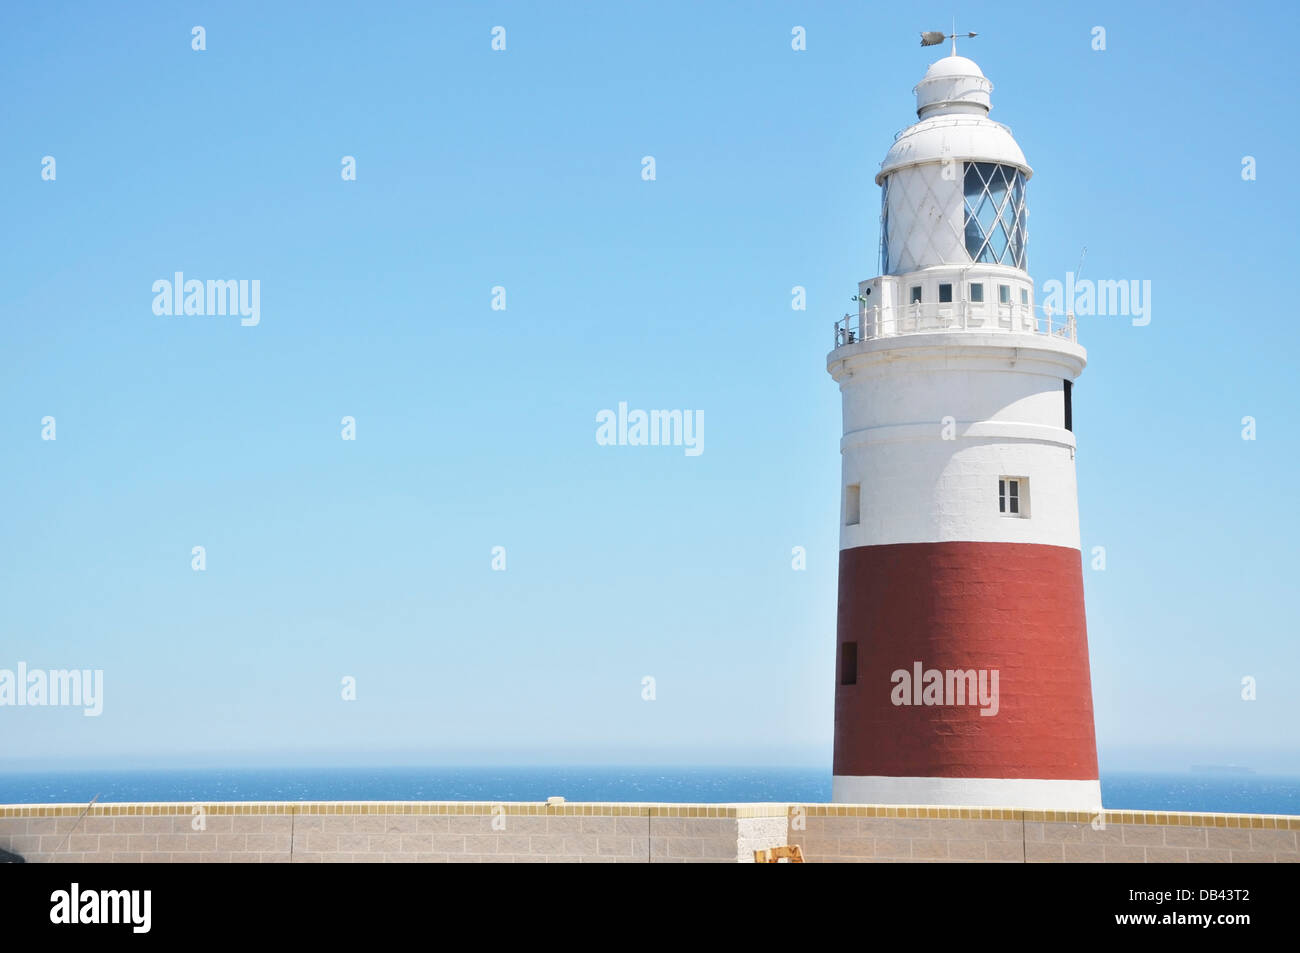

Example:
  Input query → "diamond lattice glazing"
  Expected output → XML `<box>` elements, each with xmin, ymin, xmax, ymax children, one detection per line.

<box><xmin>962</xmin><ymin>162</ymin><xmax>1027</xmax><ymax>268</ymax></box>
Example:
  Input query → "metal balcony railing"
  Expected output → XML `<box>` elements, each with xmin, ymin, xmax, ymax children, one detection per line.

<box><xmin>833</xmin><ymin>302</ymin><xmax>1077</xmax><ymax>348</ymax></box>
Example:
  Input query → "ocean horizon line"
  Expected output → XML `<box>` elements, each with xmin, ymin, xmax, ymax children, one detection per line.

<box><xmin>3</xmin><ymin>766</ymin><xmax>1298</xmax><ymax>815</ymax></box>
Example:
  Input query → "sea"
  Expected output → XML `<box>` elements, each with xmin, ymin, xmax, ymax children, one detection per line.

<box><xmin>1</xmin><ymin>768</ymin><xmax>1298</xmax><ymax>814</ymax></box>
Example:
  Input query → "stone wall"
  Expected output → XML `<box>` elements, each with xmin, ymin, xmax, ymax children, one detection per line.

<box><xmin>0</xmin><ymin>802</ymin><xmax>788</xmax><ymax>864</ymax></box>
<box><xmin>789</xmin><ymin>806</ymin><xmax>1300</xmax><ymax>863</ymax></box>
<box><xmin>2</xmin><ymin>801</ymin><xmax>1295</xmax><ymax>863</ymax></box>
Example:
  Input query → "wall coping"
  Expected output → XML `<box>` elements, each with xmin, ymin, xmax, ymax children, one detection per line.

<box><xmin>800</xmin><ymin>805</ymin><xmax>1300</xmax><ymax>828</ymax></box>
<box><xmin>1</xmin><ymin>801</ymin><xmax>1297</xmax><ymax>829</ymax></box>
<box><xmin>0</xmin><ymin>801</ymin><xmax>790</xmax><ymax>820</ymax></box>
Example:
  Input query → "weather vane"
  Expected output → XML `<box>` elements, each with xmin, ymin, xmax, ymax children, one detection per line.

<box><xmin>920</xmin><ymin>22</ymin><xmax>978</xmax><ymax>56</ymax></box>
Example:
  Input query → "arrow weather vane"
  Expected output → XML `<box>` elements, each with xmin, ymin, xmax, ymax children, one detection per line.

<box><xmin>921</xmin><ymin>23</ymin><xmax>978</xmax><ymax>56</ymax></box>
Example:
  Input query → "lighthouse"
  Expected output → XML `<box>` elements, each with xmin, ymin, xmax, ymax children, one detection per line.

<box><xmin>828</xmin><ymin>51</ymin><xmax>1101</xmax><ymax>810</ymax></box>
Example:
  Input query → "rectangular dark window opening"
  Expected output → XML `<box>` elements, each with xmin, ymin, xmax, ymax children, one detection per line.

<box><xmin>999</xmin><ymin>284</ymin><xmax>1011</xmax><ymax>305</ymax></box>
<box><xmin>840</xmin><ymin>642</ymin><xmax>858</xmax><ymax>686</ymax></box>
<box><xmin>1064</xmin><ymin>380</ymin><xmax>1073</xmax><ymax>432</ymax></box>
<box><xmin>938</xmin><ymin>283</ymin><xmax>953</xmax><ymax>303</ymax></box>
<box><xmin>909</xmin><ymin>286</ymin><xmax>922</xmax><ymax>304</ymax></box>
<box><xmin>969</xmin><ymin>282</ymin><xmax>984</xmax><ymax>303</ymax></box>
<box><xmin>845</xmin><ymin>484</ymin><xmax>860</xmax><ymax>526</ymax></box>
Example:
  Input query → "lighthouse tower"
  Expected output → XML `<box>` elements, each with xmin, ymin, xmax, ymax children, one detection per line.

<box><xmin>828</xmin><ymin>53</ymin><xmax>1101</xmax><ymax>810</ymax></box>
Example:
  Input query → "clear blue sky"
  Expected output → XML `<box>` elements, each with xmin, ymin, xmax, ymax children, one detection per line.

<box><xmin>2</xmin><ymin>1</ymin><xmax>1297</xmax><ymax>774</ymax></box>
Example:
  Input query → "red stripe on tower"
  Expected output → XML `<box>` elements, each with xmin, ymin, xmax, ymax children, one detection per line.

<box><xmin>834</xmin><ymin>542</ymin><xmax>1098</xmax><ymax>780</ymax></box>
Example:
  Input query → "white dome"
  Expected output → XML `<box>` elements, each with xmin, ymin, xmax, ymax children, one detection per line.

<box><xmin>913</xmin><ymin>55</ymin><xmax>993</xmax><ymax>120</ymax></box>
<box><xmin>921</xmin><ymin>55</ymin><xmax>985</xmax><ymax>79</ymax></box>
<box><xmin>877</xmin><ymin>114</ymin><xmax>1031</xmax><ymax>184</ymax></box>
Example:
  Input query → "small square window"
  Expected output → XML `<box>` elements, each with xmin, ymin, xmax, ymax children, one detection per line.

<box><xmin>999</xmin><ymin>284</ymin><xmax>1011</xmax><ymax>305</ymax></box>
<box><xmin>969</xmin><ymin>282</ymin><xmax>984</xmax><ymax>303</ymax></box>
<box><xmin>1020</xmin><ymin>288</ymin><xmax>1029</xmax><ymax>306</ymax></box>
<box><xmin>909</xmin><ymin>286</ymin><xmax>922</xmax><ymax>304</ymax></box>
<box><xmin>845</xmin><ymin>484</ymin><xmax>860</xmax><ymax>526</ymax></box>
<box><xmin>999</xmin><ymin>477</ymin><xmax>1028</xmax><ymax>518</ymax></box>
<box><xmin>840</xmin><ymin>642</ymin><xmax>858</xmax><ymax>686</ymax></box>
<box><xmin>938</xmin><ymin>283</ymin><xmax>953</xmax><ymax>303</ymax></box>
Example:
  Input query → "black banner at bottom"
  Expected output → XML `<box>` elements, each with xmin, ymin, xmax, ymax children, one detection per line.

<box><xmin>0</xmin><ymin>860</ymin><xmax>1284</xmax><ymax>940</ymax></box>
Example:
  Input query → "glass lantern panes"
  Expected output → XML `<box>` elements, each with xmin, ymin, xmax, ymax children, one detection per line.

<box><xmin>963</xmin><ymin>162</ymin><xmax>1027</xmax><ymax>268</ymax></box>
<box><xmin>879</xmin><ymin>178</ymin><xmax>890</xmax><ymax>275</ymax></box>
